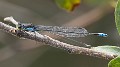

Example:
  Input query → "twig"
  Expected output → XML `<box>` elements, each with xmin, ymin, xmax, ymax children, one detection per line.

<box><xmin>0</xmin><ymin>17</ymin><xmax>117</xmax><ymax>60</ymax></box>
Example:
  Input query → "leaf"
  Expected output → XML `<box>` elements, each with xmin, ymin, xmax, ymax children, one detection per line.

<box><xmin>92</xmin><ymin>46</ymin><xmax>120</xmax><ymax>67</ymax></box>
<box><xmin>55</xmin><ymin>0</ymin><xmax>80</xmax><ymax>12</ymax></box>
<box><xmin>92</xmin><ymin>46</ymin><xmax>120</xmax><ymax>56</ymax></box>
<box><xmin>115</xmin><ymin>0</ymin><xmax>120</xmax><ymax>35</ymax></box>
<box><xmin>108</xmin><ymin>56</ymin><xmax>120</xmax><ymax>67</ymax></box>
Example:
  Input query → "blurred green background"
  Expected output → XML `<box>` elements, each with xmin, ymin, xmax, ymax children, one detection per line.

<box><xmin>0</xmin><ymin>0</ymin><xmax>118</xmax><ymax>67</ymax></box>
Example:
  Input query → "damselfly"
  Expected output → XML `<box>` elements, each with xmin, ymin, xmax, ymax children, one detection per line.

<box><xmin>15</xmin><ymin>23</ymin><xmax>108</xmax><ymax>47</ymax></box>
<box><xmin>4</xmin><ymin>16</ymin><xmax>108</xmax><ymax>47</ymax></box>
<box><xmin>17</xmin><ymin>23</ymin><xmax>108</xmax><ymax>37</ymax></box>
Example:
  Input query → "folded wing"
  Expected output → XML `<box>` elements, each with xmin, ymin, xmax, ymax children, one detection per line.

<box><xmin>35</xmin><ymin>25</ymin><xmax>88</xmax><ymax>37</ymax></box>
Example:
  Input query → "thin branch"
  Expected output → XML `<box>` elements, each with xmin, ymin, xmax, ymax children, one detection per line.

<box><xmin>0</xmin><ymin>17</ymin><xmax>117</xmax><ymax>60</ymax></box>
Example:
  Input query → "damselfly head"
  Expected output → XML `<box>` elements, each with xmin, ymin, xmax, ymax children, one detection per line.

<box><xmin>17</xmin><ymin>23</ymin><xmax>32</xmax><ymax>29</ymax></box>
<box><xmin>17</xmin><ymin>23</ymin><xmax>38</xmax><ymax>32</ymax></box>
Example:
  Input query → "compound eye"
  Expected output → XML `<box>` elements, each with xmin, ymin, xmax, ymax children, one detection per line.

<box><xmin>22</xmin><ymin>24</ymin><xmax>24</xmax><ymax>27</ymax></box>
<box><xmin>18</xmin><ymin>23</ymin><xmax>22</xmax><ymax>26</ymax></box>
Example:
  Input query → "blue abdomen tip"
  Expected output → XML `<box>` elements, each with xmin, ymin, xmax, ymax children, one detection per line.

<box><xmin>98</xmin><ymin>33</ymin><xmax>108</xmax><ymax>37</ymax></box>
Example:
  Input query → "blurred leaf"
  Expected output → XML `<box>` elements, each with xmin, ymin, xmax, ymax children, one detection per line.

<box><xmin>115</xmin><ymin>0</ymin><xmax>120</xmax><ymax>34</ymax></box>
<box><xmin>92</xmin><ymin>46</ymin><xmax>120</xmax><ymax>55</ymax></box>
<box><xmin>108</xmin><ymin>56</ymin><xmax>120</xmax><ymax>67</ymax></box>
<box><xmin>55</xmin><ymin>0</ymin><xmax>80</xmax><ymax>12</ymax></box>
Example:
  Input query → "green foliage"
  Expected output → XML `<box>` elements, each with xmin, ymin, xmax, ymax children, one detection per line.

<box><xmin>115</xmin><ymin>0</ymin><xmax>120</xmax><ymax>34</ymax></box>
<box><xmin>107</xmin><ymin>0</ymin><xmax>120</xmax><ymax>67</ymax></box>
<box><xmin>108</xmin><ymin>56</ymin><xmax>120</xmax><ymax>67</ymax></box>
<box><xmin>55</xmin><ymin>0</ymin><xmax>80</xmax><ymax>12</ymax></box>
<box><xmin>92</xmin><ymin>46</ymin><xmax>120</xmax><ymax>56</ymax></box>
<box><xmin>92</xmin><ymin>46</ymin><xmax>120</xmax><ymax>67</ymax></box>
